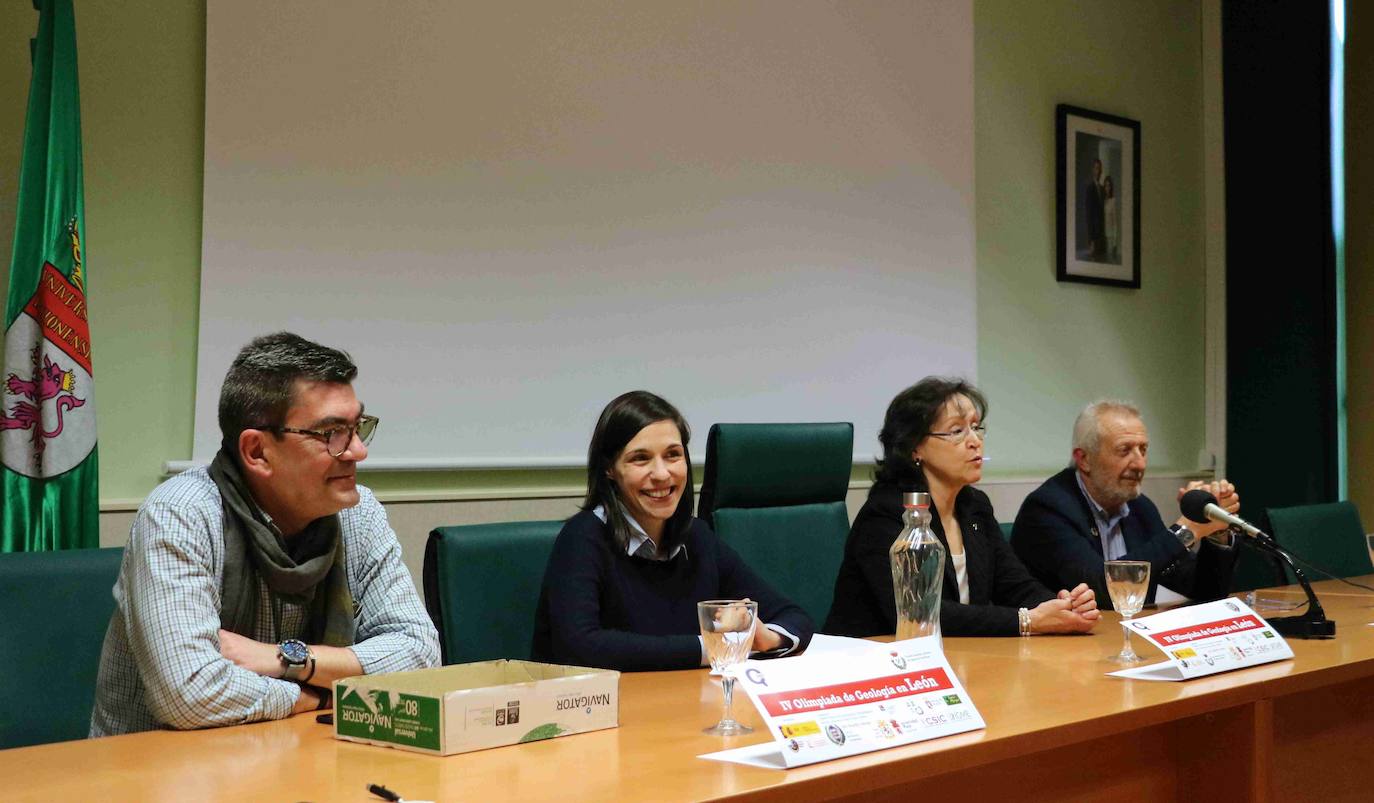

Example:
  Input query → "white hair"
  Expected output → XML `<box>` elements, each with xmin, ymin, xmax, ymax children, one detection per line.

<box><xmin>1071</xmin><ymin>399</ymin><xmax>1142</xmax><ymax>456</ymax></box>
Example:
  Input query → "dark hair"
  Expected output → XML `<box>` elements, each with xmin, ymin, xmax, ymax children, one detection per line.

<box><xmin>874</xmin><ymin>376</ymin><xmax>987</xmax><ymax>488</ymax></box>
<box><xmin>582</xmin><ymin>390</ymin><xmax>694</xmax><ymax>552</ymax></box>
<box><xmin>217</xmin><ymin>332</ymin><xmax>358</xmax><ymax>453</ymax></box>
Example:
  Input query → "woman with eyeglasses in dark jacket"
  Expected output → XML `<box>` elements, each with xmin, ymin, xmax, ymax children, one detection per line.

<box><xmin>824</xmin><ymin>377</ymin><xmax>1099</xmax><ymax>638</ymax></box>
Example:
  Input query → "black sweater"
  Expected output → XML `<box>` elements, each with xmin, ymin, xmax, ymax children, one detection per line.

<box><xmin>823</xmin><ymin>483</ymin><xmax>1055</xmax><ymax>637</ymax></box>
<box><xmin>531</xmin><ymin>510</ymin><xmax>814</xmax><ymax>671</ymax></box>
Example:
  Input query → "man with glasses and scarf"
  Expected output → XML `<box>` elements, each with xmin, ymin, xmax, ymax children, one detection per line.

<box><xmin>91</xmin><ymin>332</ymin><xmax>438</xmax><ymax>736</ymax></box>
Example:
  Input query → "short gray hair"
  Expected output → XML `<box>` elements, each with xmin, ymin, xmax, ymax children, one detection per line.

<box><xmin>1071</xmin><ymin>399</ymin><xmax>1141</xmax><ymax>455</ymax></box>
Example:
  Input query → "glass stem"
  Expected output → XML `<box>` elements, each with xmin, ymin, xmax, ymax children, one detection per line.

<box><xmin>1121</xmin><ymin>616</ymin><xmax>1133</xmax><ymax>655</ymax></box>
<box><xmin>721</xmin><ymin>676</ymin><xmax>736</xmax><ymax>724</ymax></box>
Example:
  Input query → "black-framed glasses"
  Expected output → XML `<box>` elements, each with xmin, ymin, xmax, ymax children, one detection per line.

<box><xmin>928</xmin><ymin>423</ymin><xmax>987</xmax><ymax>445</ymax></box>
<box><xmin>264</xmin><ymin>414</ymin><xmax>379</xmax><ymax>457</ymax></box>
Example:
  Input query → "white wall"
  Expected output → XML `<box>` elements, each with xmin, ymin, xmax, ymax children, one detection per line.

<box><xmin>194</xmin><ymin>0</ymin><xmax>977</xmax><ymax>467</ymax></box>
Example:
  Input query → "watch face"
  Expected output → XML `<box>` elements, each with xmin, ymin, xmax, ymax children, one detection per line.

<box><xmin>280</xmin><ymin>640</ymin><xmax>309</xmax><ymax>664</ymax></box>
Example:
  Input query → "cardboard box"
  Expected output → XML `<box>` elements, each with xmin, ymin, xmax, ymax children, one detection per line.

<box><xmin>333</xmin><ymin>659</ymin><xmax>619</xmax><ymax>756</ymax></box>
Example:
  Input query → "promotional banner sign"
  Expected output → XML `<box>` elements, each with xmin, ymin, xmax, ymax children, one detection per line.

<box><xmin>1108</xmin><ymin>598</ymin><xmax>1294</xmax><ymax>682</ymax></box>
<box><xmin>701</xmin><ymin>636</ymin><xmax>983</xmax><ymax>769</ymax></box>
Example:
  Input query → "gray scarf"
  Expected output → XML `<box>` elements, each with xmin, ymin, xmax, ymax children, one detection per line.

<box><xmin>208</xmin><ymin>449</ymin><xmax>356</xmax><ymax>647</ymax></box>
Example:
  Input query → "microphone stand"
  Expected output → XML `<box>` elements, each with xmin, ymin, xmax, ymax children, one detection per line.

<box><xmin>1242</xmin><ymin>531</ymin><xmax>1336</xmax><ymax>639</ymax></box>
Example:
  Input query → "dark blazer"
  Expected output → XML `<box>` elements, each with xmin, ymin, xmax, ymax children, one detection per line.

<box><xmin>823</xmin><ymin>483</ymin><xmax>1055</xmax><ymax>637</ymax></box>
<box><xmin>531</xmin><ymin>510</ymin><xmax>814</xmax><ymax>671</ymax></box>
<box><xmin>1084</xmin><ymin>178</ymin><xmax>1105</xmax><ymax>246</ymax></box>
<box><xmin>1010</xmin><ymin>467</ymin><xmax>1237</xmax><ymax>608</ymax></box>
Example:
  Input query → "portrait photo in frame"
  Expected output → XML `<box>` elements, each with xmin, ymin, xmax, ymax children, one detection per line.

<box><xmin>1056</xmin><ymin>104</ymin><xmax>1140</xmax><ymax>288</ymax></box>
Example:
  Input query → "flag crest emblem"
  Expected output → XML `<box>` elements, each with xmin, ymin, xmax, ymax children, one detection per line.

<box><xmin>2</xmin><ymin>258</ymin><xmax>95</xmax><ymax>478</ymax></box>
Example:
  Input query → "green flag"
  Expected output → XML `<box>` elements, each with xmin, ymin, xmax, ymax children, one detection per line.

<box><xmin>1</xmin><ymin>0</ymin><xmax>98</xmax><ymax>552</ymax></box>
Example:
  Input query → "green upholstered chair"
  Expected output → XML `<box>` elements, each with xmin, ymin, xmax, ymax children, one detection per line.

<box><xmin>423</xmin><ymin>520</ymin><xmax>563</xmax><ymax>665</ymax></box>
<box><xmin>697</xmin><ymin>422</ymin><xmax>853</xmax><ymax>626</ymax></box>
<box><xmin>999</xmin><ymin>522</ymin><xmax>1014</xmax><ymax>542</ymax></box>
<box><xmin>0</xmin><ymin>546</ymin><xmax>123</xmax><ymax>748</ymax></box>
<box><xmin>1265</xmin><ymin>501</ymin><xmax>1373</xmax><ymax>583</ymax></box>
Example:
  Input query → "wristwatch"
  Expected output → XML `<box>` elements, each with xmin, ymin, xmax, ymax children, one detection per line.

<box><xmin>277</xmin><ymin>639</ymin><xmax>316</xmax><ymax>683</ymax></box>
<box><xmin>1168</xmin><ymin>523</ymin><xmax>1197</xmax><ymax>549</ymax></box>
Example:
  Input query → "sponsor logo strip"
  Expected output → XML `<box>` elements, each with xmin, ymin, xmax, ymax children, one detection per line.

<box><xmin>757</xmin><ymin>669</ymin><xmax>953</xmax><ymax>717</ymax></box>
<box><xmin>1149</xmin><ymin>615</ymin><xmax>1265</xmax><ymax>647</ymax></box>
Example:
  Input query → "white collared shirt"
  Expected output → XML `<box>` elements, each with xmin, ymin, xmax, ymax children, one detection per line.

<box><xmin>591</xmin><ymin>504</ymin><xmax>687</xmax><ymax>562</ymax></box>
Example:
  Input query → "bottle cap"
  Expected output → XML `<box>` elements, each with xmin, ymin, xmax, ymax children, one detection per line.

<box><xmin>902</xmin><ymin>491</ymin><xmax>930</xmax><ymax>509</ymax></box>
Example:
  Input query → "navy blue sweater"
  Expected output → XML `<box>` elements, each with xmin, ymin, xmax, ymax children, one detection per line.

<box><xmin>531</xmin><ymin>510</ymin><xmax>814</xmax><ymax>671</ymax></box>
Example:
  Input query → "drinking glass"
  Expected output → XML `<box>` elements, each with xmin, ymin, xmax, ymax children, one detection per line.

<box><xmin>1105</xmin><ymin>560</ymin><xmax>1151</xmax><ymax>663</ymax></box>
<box><xmin>697</xmin><ymin>599</ymin><xmax>758</xmax><ymax>735</ymax></box>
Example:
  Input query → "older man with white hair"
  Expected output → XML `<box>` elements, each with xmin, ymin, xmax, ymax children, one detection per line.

<box><xmin>1010</xmin><ymin>400</ymin><xmax>1240</xmax><ymax>609</ymax></box>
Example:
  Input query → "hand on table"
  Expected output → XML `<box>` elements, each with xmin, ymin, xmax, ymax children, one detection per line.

<box><xmin>291</xmin><ymin>684</ymin><xmax>328</xmax><ymax>715</ymax></box>
<box><xmin>712</xmin><ymin>599</ymin><xmax>757</xmax><ymax>632</ymax></box>
<box><xmin>220</xmin><ymin>629</ymin><xmax>337</xmax><ymax>715</ymax></box>
<box><xmin>1030</xmin><ymin>593</ymin><xmax>1099</xmax><ymax>635</ymax></box>
<box><xmin>751</xmin><ymin>624</ymin><xmax>784</xmax><ymax>652</ymax></box>
<box><xmin>711</xmin><ymin>598</ymin><xmax>783</xmax><ymax>652</ymax></box>
<box><xmin>1058</xmin><ymin>583</ymin><xmax>1098</xmax><ymax>615</ymax></box>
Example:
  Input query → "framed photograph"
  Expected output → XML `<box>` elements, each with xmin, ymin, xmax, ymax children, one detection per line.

<box><xmin>1056</xmin><ymin>104</ymin><xmax>1140</xmax><ymax>288</ymax></box>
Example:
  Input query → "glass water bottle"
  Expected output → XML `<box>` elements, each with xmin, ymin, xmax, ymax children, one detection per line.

<box><xmin>890</xmin><ymin>491</ymin><xmax>946</xmax><ymax>641</ymax></box>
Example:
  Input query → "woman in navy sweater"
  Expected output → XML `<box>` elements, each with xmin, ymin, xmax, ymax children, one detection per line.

<box><xmin>532</xmin><ymin>391</ymin><xmax>813</xmax><ymax>671</ymax></box>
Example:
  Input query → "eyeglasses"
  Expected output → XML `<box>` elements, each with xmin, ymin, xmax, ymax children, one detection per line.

<box><xmin>928</xmin><ymin>423</ymin><xmax>987</xmax><ymax>445</ymax></box>
<box><xmin>262</xmin><ymin>414</ymin><xmax>379</xmax><ymax>457</ymax></box>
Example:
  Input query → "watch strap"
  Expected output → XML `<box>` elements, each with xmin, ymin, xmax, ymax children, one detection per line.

<box><xmin>1168</xmin><ymin>523</ymin><xmax>1197</xmax><ymax>549</ymax></box>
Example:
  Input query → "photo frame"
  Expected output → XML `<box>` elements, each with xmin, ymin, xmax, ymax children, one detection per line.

<box><xmin>1056</xmin><ymin>104</ymin><xmax>1140</xmax><ymax>288</ymax></box>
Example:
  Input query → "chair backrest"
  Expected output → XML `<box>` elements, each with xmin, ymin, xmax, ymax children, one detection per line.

<box><xmin>423</xmin><ymin>520</ymin><xmax>563</xmax><ymax>665</ymax></box>
<box><xmin>0</xmin><ymin>547</ymin><xmax>123</xmax><ymax>748</ymax></box>
<box><xmin>1266</xmin><ymin>501</ymin><xmax>1373</xmax><ymax>582</ymax></box>
<box><xmin>998</xmin><ymin>522</ymin><xmax>1014</xmax><ymax>542</ymax></box>
<box><xmin>698</xmin><ymin>422</ymin><xmax>853</xmax><ymax>625</ymax></box>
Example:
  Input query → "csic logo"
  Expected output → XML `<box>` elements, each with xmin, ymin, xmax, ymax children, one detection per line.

<box><xmin>2</xmin><ymin>227</ymin><xmax>96</xmax><ymax>478</ymax></box>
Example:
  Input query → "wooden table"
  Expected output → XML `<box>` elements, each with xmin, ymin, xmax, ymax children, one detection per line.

<box><xmin>5</xmin><ymin>582</ymin><xmax>1374</xmax><ymax>802</ymax></box>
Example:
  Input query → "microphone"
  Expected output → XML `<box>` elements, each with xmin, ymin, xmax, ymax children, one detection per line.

<box><xmin>1178</xmin><ymin>489</ymin><xmax>1334</xmax><ymax>638</ymax></box>
<box><xmin>1179</xmin><ymin>489</ymin><xmax>1262</xmax><ymax>537</ymax></box>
